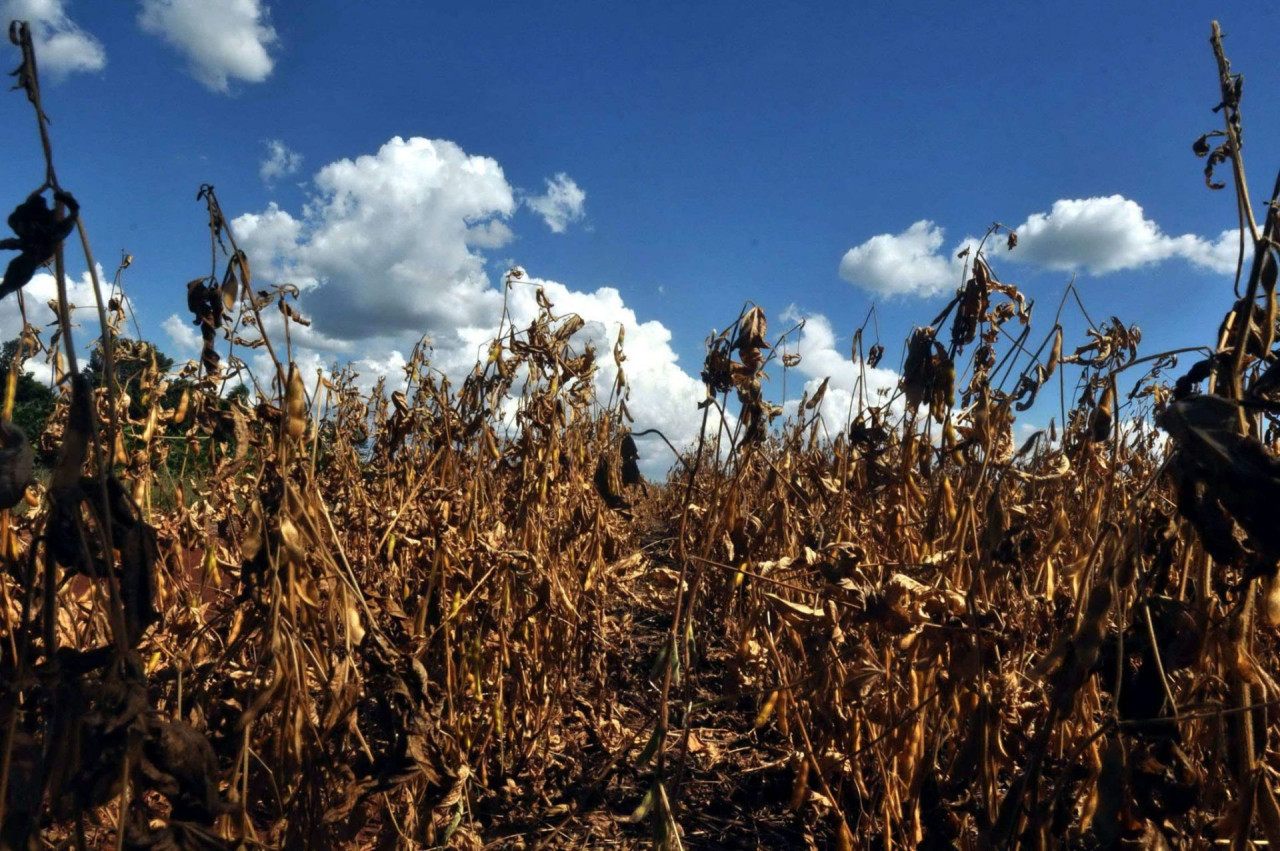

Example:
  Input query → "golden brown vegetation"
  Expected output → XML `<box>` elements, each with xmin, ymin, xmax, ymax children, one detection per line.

<box><xmin>3</xmin><ymin>17</ymin><xmax>1280</xmax><ymax>851</ymax></box>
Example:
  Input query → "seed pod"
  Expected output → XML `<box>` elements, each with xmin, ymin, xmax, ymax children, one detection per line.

<box><xmin>836</xmin><ymin>820</ymin><xmax>854</xmax><ymax>851</ymax></box>
<box><xmin>905</xmin><ymin>473</ymin><xmax>926</xmax><ymax>507</ymax></box>
<box><xmin>1</xmin><ymin>524</ymin><xmax>16</xmax><ymax>562</ymax></box>
<box><xmin>1265</xmin><ymin>575</ymin><xmax>1280</xmax><ymax>627</ymax></box>
<box><xmin>754</xmin><ymin>690</ymin><xmax>778</xmax><ymax>729</ymax></box>
<box><xmin>1090</xmin><ymin>383</ymin><xmax>1114</xmax><ymax>443</ymax></box>
<box><xmin>943</xmin><ymin>419</ymin><xmax>963</xmax><ymax>464</ymax></box>
<box><xmin>173</xmin><ymin>387</ymin><xmax>190</xmax><ymax>425</ymax></box>
<box><xmin>930</xmin><ymin>358</ymin><xmax>955</xmax><ymax>420</ymax></box>
<box><xmin>788</xmin><ymin>755</ymin><xmax>809</xmax><ymax>811</ymax></box>
<box><xmin>483</xmin><ymin>424</ymin><xmax>501</xmax><ymax>461</ymax></box>
<box><xmin>940</xmin><ymin>476</ymin><xmax>957</xmax><ymax>526</ymax></box>
<box><xmin>1045</xmin><ymin>506</ymin><xmax>1070</xmax><ymax>555</ymax></box>
<box><xmin>1085</xmin><ymin>490</ymin><xmax>1103</xmax><ymax>533</ymax></box>
<box><xmin>285</xmin><ymin>363</ymin><xmax>307</xmax><ymax>440</ymax></box>
<box><xmin>972</xmin><ymin>393</ymin><xmax>991</xmax><ymax>446</ymax></box>
<box><xmin>112</xmin><ymin>428</ymin><xmax>128</xmax><ymax>467</ymax></box>
<box><xmin>279</xmin><ymin>516</ymin><xmax>306</xmax><ymax>563</ymax></box>
<box><xmin>1046</xmin><ymin>325</ymin><xmax>1063</xmax><ymax>378</ymax></box>
<box><xmin>344</xmin><ymin>590</ymin><xmax>366</xmax><ymax>645</ymax></box>
<box><xmin>140</xmin><ymin>407</ymin><xmax>159</xmax><ymax>444</ymax></box>
<box><xmin>1048</xmin><ymin>578</ymin><xmax>1115</xmax><ymax>706</ymax></box>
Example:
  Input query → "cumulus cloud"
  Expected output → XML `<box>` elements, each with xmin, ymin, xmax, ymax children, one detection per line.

<box><xmin>259</xmin><ymin>139</ymin><xmax>301</xmax><ymax>185</ymax></box>
<box><xmin>233</xmin><ymin>136</ymin><xmax>516</xmax><ymax>344</ymax></box>
<box><xmin>1</xmin><ymin>0</ymin><xmax>105</xmax><ymax>78</ymax></box>
<box><xmin>525</xmin><ymin>173</ymin><xmax>586</xmax><ymax>234</ymax></box>
<box><xmin>230</xmin><ymin>201</ymin><xmax>300</xmax><ymax>276</ymax></box>
<box><xmin>163</xmin><ymin>137</ymin><xmax>704</xmax><ymax>477</ymax></box>
<box><xmin>839</xmin><ymin>197</ymin><xmax>1244</xmax><ymax>299</ymax></box>
<box><xmin>838</xmin><ymin>220</ymin><xmax>958</xmax><ymax>298</ymax></box>
<box><xmin>138</xmin><ymin>0</ymin><xmax>277</xmax><ymax>92</ymax></box>
<box><xmin>1013</xmin><ymin>196</ymin><xmax>1239</xmax><ymax>275</ymax></box>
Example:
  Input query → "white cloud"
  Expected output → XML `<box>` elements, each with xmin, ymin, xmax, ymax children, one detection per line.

<box><xmin>137</xmin><ymin>0</ymin><xmax>277</xmax><ymax>93</ymax></box>
<box><xmin>1</xmin><ymin>0</ymin><xmax>105</xmax><ymax>78</ymax></box>
<box><xmin>259</xmin><ymin>139</ymin><xmax>301</xmax><ymax>185</ymax></box>
<box><xmin>233</xmin><ymin>135</ymin><xmax>516</xmax><ymax>344</ymax></box>
<box><xmin>161</xmin><ymin>311</ymin><xmax>200</xmax><ymax>354</ymax></box>
<box><xmin>229</xmin><ymin>201</ymin><xmax>300</xmax><ymax>278</ymax></box>
<box><xmin>1014</xmin><ymin>421</ymin><xmax>1045</xmax><ymax>451</ymax></box>
<box><xmin>162</xmin><ymin>136</ymin><xmax>704</xmax><ymax>478</ymax></box>
<box><xmin>465</xmin><ymin>219</ymin><xmax>513</xmax><ymax>249</ymax></box>
<box><xmin>525</xmin><ymin>173</ymin><xmax>586</xmax><ymax>234</ymax></box>
<box><xmin>838</xmin><ymin>220</ymin><xmax>958</xmax><ymax>298</ymax></box>
<box><xmin>1013</xmin><ymin>196</ymin><xmax>1239</xmax><ymax>275</ymax></box>
<box><xmin>839</xmin><ymin>197</ymin><xmax>1244</xmax><ymax>299</ymax></box>
<box><xmin>1182</xmin><ymin>229</ymin><xmax>1244</xmax><ymax>274</ymax></box>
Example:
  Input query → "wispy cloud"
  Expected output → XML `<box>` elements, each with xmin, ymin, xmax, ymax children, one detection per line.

<box><xmin>525</xmin><ymin>173</ymin><xmax>586</xmax><ymax>233</ymax></box>
<box><xmin>259</xmin><ymin>138</ymin><xmax>302</xmax><ymax>186</ymax></box>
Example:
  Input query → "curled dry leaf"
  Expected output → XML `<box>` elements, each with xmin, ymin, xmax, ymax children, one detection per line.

<box><xmin>0</xmin><ymin>419</ymin><xmax>33</xmax><ymax>508</ymax></box>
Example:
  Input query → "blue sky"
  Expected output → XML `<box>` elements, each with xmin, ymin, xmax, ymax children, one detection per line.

<box><xmin>0</xmin><ymin>1</ymin><xmax>1276</xmax><ymax>466</ymax></box>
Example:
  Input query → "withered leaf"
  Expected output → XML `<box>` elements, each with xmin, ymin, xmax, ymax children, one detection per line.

<box><xmin>1161</xmin><ymin>395</ymin><xmax>1280</xmax><ymax>561</ymax></box>
<box><xmin>0</xmin><ymin>189</ymin><xmax>78</xmax><ymax>300</ymax></box>
<box><xmin>0</xmin><ymin>420</ymin><xmax>33</xmax><ymax>508</ymax></box>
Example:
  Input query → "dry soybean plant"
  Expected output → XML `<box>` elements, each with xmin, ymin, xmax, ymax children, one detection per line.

<box><xmin>629</xmin><ymin>21</ymin><xmax>1280</xmax><ymax>851</ymax></box>
<box><xmin>3</xmin><ymin>16</ymin><xmax>1280</xmax><ymax>851</ymax></box>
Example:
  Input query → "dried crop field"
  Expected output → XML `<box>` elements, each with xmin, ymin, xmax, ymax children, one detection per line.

<box><xmin>4</xmin><ymin>19</ymin><xmax>1280</xmax><ymax>851</ymax></box>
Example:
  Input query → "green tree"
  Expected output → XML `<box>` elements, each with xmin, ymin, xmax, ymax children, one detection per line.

<box><xmin>0</xmin><ymin>338</ymin><xmax>56</xmax><ymax>450</ymax></box>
